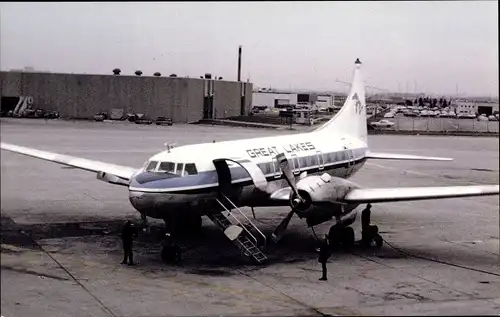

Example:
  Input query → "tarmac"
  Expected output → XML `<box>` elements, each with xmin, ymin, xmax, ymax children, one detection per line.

<box><xmin>1</xmin><ymin>118</ymin><xmax>499</xmax><ymax>316</ymax></box>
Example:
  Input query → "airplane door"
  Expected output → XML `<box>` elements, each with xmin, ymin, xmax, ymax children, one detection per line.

<box><xmin>316</xmin><ymin>151</ymin><xmax>324</xmax><ymax>171</ymax></box>
<box><xmin>213</xmin><ymin>159</ymin><xmax>234</xmax><ymax>196</ymax></box>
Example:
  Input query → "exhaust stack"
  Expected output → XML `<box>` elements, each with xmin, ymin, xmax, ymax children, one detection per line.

<box><xmin>237</xmin><ymin>45</ymin><xmax>242</xmax><ymax>82</ymax></box>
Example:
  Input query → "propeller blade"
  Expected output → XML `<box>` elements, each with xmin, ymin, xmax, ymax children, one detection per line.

<box><xmin>276</xmin><ymin>153</ymin><xmax>301</xmax><ymax>200</ymax></box>
<box><xmin>270</xmin><ymin>208</ymin><xmax>295</xmax><ymax>243</ymax></box>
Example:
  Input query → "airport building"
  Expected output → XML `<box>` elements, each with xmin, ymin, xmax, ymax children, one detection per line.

<box><xmin>252</xmin><ymin>90</ymin><xmax>334</xmax><ymax>109</ymax></box>
<box><xmin>0</xmin><ymin>71</ymin><xmax>253</xmax><ymax>123</ymax></box>
<box><xmin>453</xmin><ymin>100</ymin><xmax>499</xmax><ymax>116</ymax></box>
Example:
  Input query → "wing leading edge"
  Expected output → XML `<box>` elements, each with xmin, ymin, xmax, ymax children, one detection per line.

<box><xmin>365</xmin><ymin>151</ymin><xmax>453</xmax><ymax>161</ymax></box>
<box><xmin>343</xmin><ymin>185</ymin><xmax>499</xmax><ymax>203</ymax></box>
<box><xmin>1</xmin><ymin>142</ymin><xmax>137</xmax><ymax>184</ymax></box>
<box><xmin>269</xmin><ymin>184</ymin><xmax>499</xmax><ymax>204</ymax></box>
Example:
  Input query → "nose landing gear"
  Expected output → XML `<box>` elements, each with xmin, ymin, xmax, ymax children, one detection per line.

<box><xmin>161</xmin><ymin>233</ymin><xmax>182</xmax><ymax>264</ymax></box>
<box><xmin>159</xmin><ymin>215</ymin><xmax>202</xmax><ymax>264</ymax></box>
<box><xmin>160</xmin><ymin>218</ymin><xmax>182</xmax><ymax>264</ymax></box>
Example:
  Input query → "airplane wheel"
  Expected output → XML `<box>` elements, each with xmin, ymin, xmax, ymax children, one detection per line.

<box><xmin>161</xmin><ymin>245</ymin><xmax>182</xmax><ymax>264</ymax></box>
<box><xmin>341</xmin><ymin>227</ymin><xmax>355</xmax><ymax>248</ymax></box>
<box><xmin>328</xmin><ymin>226</ymin><xmax>342</xmax><ymax>248</ymax></box>
<box><xmin>361</xmin><ymin>230</ymin><xmax>371</xmax><ymax>247</ymax></box>
<box><xmin>191</xmin><ymin>215</ymin><xmax>203</xmax><ymax>234</ymax></box>
<box><xmin>179</xmin><ymin>215</ymin><xmax>202</xmax><ymax>235</ymax></box>
<box><xmin>161</xmin><ymin>246</ymin><xmax>170</xmax><ymax>263</ymax></box>
<box><xmin>374</xmin><ymin>234</ymin><xmax>383</xmax><ymax>249</ymax></box>
<box><xmin>173</xmin><ymin>245</ymin><xmax>182</xmax><ymax>263</ymax></box>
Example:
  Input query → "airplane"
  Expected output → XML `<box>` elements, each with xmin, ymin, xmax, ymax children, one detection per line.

<box><xmin>1</xmin><ymin>58</ymin><xmax>498</xmax><ymax>264</ymax></box>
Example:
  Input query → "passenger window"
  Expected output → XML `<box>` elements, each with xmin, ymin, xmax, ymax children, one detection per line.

<box><xmin>176</xmin><ymin>163</ymin><xmax>185</xmax><ymax>176</ymax></box>
<box><xmin>158</xmin><ymin>162</ymin><xmax>176</xmax><ymax>173</ymax></box>
<box><xmin>146</xmin><ymin>161</ymin><xmax>158</xmax><ymax>172</ymax></box>
<box><xmin>299</xmin><ymin>157</ymin><xmax>308</xmax><ymax>167</ymax></box>
<box><xmin>184</xmin><ymin>163</ymin><xmax>198</xmax><ymax>175</ymax></box>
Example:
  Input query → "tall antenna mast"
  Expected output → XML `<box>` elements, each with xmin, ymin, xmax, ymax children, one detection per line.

<box><xmin>237</xmin><ymin>45</ymin><xmax>242</xmax><ymax>82</ymax></box>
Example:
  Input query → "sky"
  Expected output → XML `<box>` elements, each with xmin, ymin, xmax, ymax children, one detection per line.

<box><xmin>0</xmin><ymin>1</ymin><xmax>498</xmax><ymax>97</ymax></box>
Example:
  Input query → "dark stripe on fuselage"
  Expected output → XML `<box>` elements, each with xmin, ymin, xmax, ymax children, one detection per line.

<box><xmin>158</xmin><ymin>157</ymin><xmax>367</xmax><ymax>194</ymax></box>
<box><xmin>129</xmin><ymin>154</ymin><xmax>368</xmax><ymax>195</ymax></box>
<box><xmin>129</xmin><ymin>146</ymin><xmax>368</xmax><ymax>191</ymax></box>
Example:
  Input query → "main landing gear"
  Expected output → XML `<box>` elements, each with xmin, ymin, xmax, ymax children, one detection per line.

<box><xmin>326</xmin><ymin>204</ymin><xmax>383</xmax><ymax>250</ymax></box>
<box><xmin>361</xmin><ymin>224</ymin><xmax>383</xmax><ymax>248</ymax></box>
<box><xmin>328</xmin><ymin>224</ymin><xmax>355</xmax><ymax>249</ymax></box>
<box><xmin>360</xmin><ymin>204</ymin><xmax>383</xmax><ymax>249</ymax></box>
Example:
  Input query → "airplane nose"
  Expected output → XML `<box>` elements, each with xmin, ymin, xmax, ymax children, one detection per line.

<box><xmin>129</xmin><ymin>190</ymin><xmax>150</xmax><ymax>210</ymax></box>
<box><xmin>128</xmin><ymin>190</ymin><xmax>187</xmax><ymax>216</ymax></box>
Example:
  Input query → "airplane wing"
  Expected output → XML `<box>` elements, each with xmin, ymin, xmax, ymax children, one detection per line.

<box><xmin>342</xmin><ymin>185</ymin><xmax>499</xmax><ymax>203</ymax></box>
<box><xmin>269</xmin><ymin>185</ymin><xmax>499</xmax><ymax>204</ymax></box>
<box><xmin>365</xmin><ymin>151</ymin><xmax>453</xmax><ymax>161</ymax></box>
<box><xmin>1</xmin><ymin>142</ymin><xmax>137</xmax><ymax>186</ymax></box>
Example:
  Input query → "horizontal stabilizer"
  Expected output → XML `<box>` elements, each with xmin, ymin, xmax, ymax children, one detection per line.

<box><xmin>366</xmin><ymin>152</ymin><xmax>453</xmax><ymax>161</ymax></box>
<box><xmin>1</xmin><ymin>142</ymin><xmax>137</xmax><ymax>182</ymax></box>
<box><xmin>343</xmin><ymin>185</ymin><xmax>499</xmax><ymax>203</ymax></box>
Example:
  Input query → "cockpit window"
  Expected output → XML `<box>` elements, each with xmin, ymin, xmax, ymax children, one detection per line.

<box><xmin>184</xmin><ymin>163</ymin><xmax>198</xmax><ymax>175</ymax></box>
<box><xmin>158</xmin><ymin>162</ymin><xmax>176</xmax><ymax>173</ymax></box>
<box><xmin>145</xmin><ymin>161</ymin><xmax>158</xmax><ymax>172</ymax></box>
<box><xmin>148</xmin><ymin>161</ymin><xmax>197</xmax><ymax>176</ymax></box>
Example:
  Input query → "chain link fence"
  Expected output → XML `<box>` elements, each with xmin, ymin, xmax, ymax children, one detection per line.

<box><xmin>242</xmin><ymin>111</ymin><xmax>500</xmax><ymax>134</ymax></box>
<box><xmin>378</xmin><ymin>116</ymin><xmax>499</xmax><ymax>133</ymax></box>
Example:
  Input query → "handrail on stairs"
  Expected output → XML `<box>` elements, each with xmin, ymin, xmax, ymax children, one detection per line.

<box><xmin>220</xmin><ymin>193</ymin><xmax>267</xmax><ymax>246</ymax></box>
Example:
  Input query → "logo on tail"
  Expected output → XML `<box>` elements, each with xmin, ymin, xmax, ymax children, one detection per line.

<box><xmin>353</xmin><ymin>93</ymin><xmax>364</xmax><ymax>114</ymax></box>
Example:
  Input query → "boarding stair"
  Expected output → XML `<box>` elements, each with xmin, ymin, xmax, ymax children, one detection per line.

<box><xmin>207</xmin><ymin>193</ymin><xmax>268</xmax><ymax>264</ymax></box>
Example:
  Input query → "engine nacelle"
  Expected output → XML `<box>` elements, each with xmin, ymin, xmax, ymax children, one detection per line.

<box><xmin>290</xmin><ymin>173</ymin><xmax>362</xmax><ymax>226</ymax></box>
<box><xmin>97</xmin><ymin>171</ymin><xmax>129</xmax><ymax>186</ymax></box>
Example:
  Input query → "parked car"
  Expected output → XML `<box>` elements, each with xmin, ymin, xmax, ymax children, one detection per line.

<box><xmin>488</xmin><ymin>115</ymin><xmax>498</xmax><ymax>121</ymax></box>
<box><xmin>135</xmin><ymin>114</ymin><xmax>153</xmax><ymax>125</ymax></box>
<box><xmin>44</xmin><ymin>110</ymin><xmax>60</xmax><ymax>119</ymax></box>
<box><xmin>156</xmin><ymin>117</ymin><xmax>173</xmax><ymax>126</ymax></box>
<box><xmin>370</xmin><ymin>119</ymin><xmax>395</xmax><ymax>128</ymax></box>
<box><xmin>477</xmin><ymin>114</ymin><xmax>488</xmax><ymax>121</ymax></box>
<box><xmin>457</xmin><ymin>113</ymin><xmax>475</xmax><ymax>119</ymax></box>
<box><xmin>404</xmin><ymin>111</ymin><xmax>419</xmax><ymax>117</ymax></box>
<box><xmin>94</xmin><ymin>112</ymin><xmax>108</xmax><ymax>121</ymax></box>
<box><xmin>23</xmin><ymin>108</ymin><xmax>46</xmax><ymax>118</ymax></box>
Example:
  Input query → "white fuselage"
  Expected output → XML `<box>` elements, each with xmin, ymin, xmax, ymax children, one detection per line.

<box><xmin>127</xmin><ymin>130</ymin><xmax>369</xmax><ymax>222</ymax></box>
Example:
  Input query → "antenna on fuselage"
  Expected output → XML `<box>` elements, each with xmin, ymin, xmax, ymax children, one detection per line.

<box><xmin>164</xmin><ymin>142</ymin><xmax>177</xmax><ymax>153</ymax></box>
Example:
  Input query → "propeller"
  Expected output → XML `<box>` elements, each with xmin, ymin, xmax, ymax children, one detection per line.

<box><xmin>276</xmin><ymin>153</ymin><xmax>303</xmax><ymax>206</ymax></box>
<box><xmin>270</xmin><ymin>154</ymin><xmax>305</xmax><ymax>244</ymax></box>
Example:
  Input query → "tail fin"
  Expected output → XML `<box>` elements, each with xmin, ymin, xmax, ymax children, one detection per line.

<box><xmin>314</xmin><ymin>58</ymin><xmax>367</xmax><ymax>144</ymax></box>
